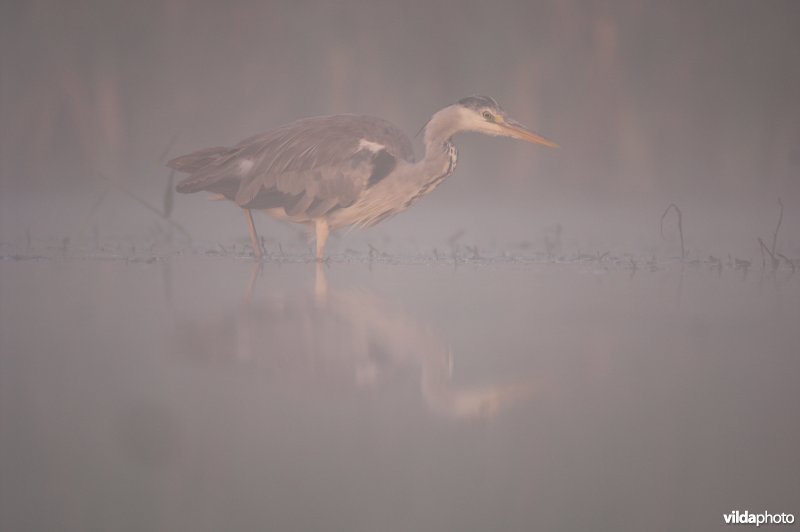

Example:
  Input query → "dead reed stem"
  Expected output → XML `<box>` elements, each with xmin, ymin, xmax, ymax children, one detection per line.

<box><xmin>660</xmin><ymin>203</ymin><xmax>685</xmax><ymax>260</ymax></box>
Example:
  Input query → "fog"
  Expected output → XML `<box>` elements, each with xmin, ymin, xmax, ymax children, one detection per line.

<box><xmin>1</xmin><ymin>1</ymin><xmax>799</xmax><ymax>531</ymax></box>
<box><xmin>2</xmin><ymin>0</ymin><xmax>799</xmax><ymax>254</ymax></box>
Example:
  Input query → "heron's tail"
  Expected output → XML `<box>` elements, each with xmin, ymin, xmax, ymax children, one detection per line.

<box><xmin>167</xmin><ymin>146</ymin><xmax>230</xmax><ymax>173</ymax></box>
<box><xmin>167</xmin><ymin>146</ymin><xmax>239</xmax><ymax>194</ymax></box>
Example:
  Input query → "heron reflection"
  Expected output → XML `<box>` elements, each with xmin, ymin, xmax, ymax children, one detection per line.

<box><xmin>174</xmin><ymin>264</ymin><xmax>533</xmax><ymax>419</ymax></box>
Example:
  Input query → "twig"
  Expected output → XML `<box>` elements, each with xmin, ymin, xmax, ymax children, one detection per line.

<box><xmin>163</xmin><ymin>169</ymin><xmax>175</xmax><ymax>218</ymax></box>
<box><xmin>446</xmin><ymin>229</ymin><xmax>465</xmax><ymax>246</ymax></box>
<box><xmin>757</xmin><ymin>237</ymin><xmax>778</xmax><ymax>271</ymax></box>
<box><xmin>368</xmin><ymin>243</ymin><xmax>379</xmax><ymax>259</ymax></box>
<box><xmin>770</xmin><ymin>198</ymin><xmax>783</xmax><ymax>258</ymax></box>
<box><xmin>466</xmin><ymin>245</ymin><xmax>481</xmax><ymax>259</ymax></box>
<box><xmin>777</xmin><ymin>253</ymin><xmax>796</xmax><ymax>274</ymax></box>
<box><xmin>660</xmin><ymin>203</ymin><xmax>685</xmax><ymax>260</ymax></box>
<box><xmin>158</xmin><ymin>132</ymin><xmax>180</xmax><ymax>163</ymax></box>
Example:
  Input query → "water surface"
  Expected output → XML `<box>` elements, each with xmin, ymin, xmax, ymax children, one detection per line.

<box><xmin>2</xmin><ymin>256</ymin><xmax>798</xmax><ymax>531</ymax></box>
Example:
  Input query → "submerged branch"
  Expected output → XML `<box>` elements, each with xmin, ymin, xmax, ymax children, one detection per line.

<box><xmin>96</xmin><ymin>171</ymin><xmax>192</xmax><ymax>242</ymax></box>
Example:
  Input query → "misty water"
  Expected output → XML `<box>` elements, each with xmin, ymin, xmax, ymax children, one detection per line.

<box><xmin>2</xmin><ymin>250</ymin><xmax>798</xmax><ymax>531</ymax></box>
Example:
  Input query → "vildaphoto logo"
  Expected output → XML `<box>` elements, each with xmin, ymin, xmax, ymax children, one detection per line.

<box><xmin>723</xmin><ymin>510</ymin><xmax>795</xmax><ymax>527</ymax></box>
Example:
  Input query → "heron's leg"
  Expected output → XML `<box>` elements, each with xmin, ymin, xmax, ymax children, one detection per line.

<box><xmin>314</xmin><ymin>262</ymin><xmax>328</xmax><ymax>303</ymax></box>
<box><xmin>244</xmin><ymin>208</ymin><xmax>264</xmax><ymax>258</ymax></box>
<box><xmin>244</xmin><ymin>262</ymin><xmax>263</xmax><ymax>305</ymax></box>
<box><xmin>315</xmin><ymin>219</ymin><xmax>329</xmax><ymax>261</ymax></box>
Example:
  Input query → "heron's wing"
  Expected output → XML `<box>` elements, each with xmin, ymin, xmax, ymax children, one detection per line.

<box><xmin>232</xmin><ymin>115</ymin><xmax>414</xmax><ymax>216</ymax></box>
<box><xmin>169</xmin><ymin>146</ymin><xmax>248</xmax><ymax>199</ymax></box>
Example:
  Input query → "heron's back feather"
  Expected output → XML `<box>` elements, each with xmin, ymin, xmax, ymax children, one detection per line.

<box><xmin>167</xmin><ymin>146</ymin><xmax>230</xmax><ymax>173</ymax></box>
<box><xmin>170</xmin><ymin>114</ymin><xmax>415</xmax><ymax>221</ymax></box>
<box><xmin>169</xmin><ymin>147</ymin><xmax>242</xmax><ymax>197</ymax></box>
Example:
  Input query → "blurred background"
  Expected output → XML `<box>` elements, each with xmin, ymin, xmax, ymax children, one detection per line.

<box><xmin>1</xmin><ymin>0</ymin><xmax>799</xmax><ymax>255</ymax></box>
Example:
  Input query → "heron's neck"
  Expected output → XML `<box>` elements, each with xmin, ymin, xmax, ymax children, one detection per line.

<box><xmin>414</xmin><ymin>106</ymin><xmax>462</xmax><ymax>188</ymax></box>
<box><xmin>422</xmin><ymin>105</ymin><xmax>466</xmax><ymax>152</ymax></box>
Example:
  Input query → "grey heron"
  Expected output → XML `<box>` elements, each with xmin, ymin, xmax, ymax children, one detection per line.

<box><xmin>167</xmin><ymin>96</ymin><xmax>557</xmax><ymax>259</ymax></box>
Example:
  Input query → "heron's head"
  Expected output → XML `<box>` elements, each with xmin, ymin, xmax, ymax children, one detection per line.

<box><xmin>454</xmin><ymin>95</ymin><xmax>558</xmax><ymax>148</ymax></box>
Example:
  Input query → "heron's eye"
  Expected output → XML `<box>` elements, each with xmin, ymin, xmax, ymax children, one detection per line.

<box><xmin>482</xmin><ymin>111</ymin><xmax>494</xmax><ymax>122</ymax></box>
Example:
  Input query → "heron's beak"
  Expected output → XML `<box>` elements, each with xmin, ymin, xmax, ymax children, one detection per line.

<box><xmin>499</xmin><ymin>117</ymin><xmax>559</xmax><ymax>148</ymax></box>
